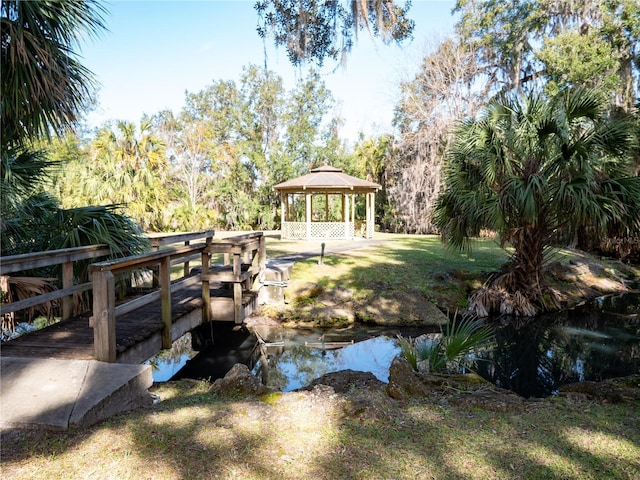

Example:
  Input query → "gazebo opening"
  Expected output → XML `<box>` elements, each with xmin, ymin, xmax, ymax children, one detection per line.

<box><xmin>274</xmin><ymin>165</ymin><xmax>380</xmax><ymax>240</ymax></box>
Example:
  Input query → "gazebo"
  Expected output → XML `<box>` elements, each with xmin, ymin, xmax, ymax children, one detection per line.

<box><xmin>273</xmin><ymin>165</ymin><xmax>381</xmax><ymax>240</ymax></box>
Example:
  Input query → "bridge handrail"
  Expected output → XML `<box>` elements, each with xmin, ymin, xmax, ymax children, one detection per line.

<box><xmin>147</xmin><ymin>230</ymin><xmax>214</xmax><ymax>277</ymax></box>
<box><xmin>90</xmin><ymin>243</ymin><xmax>208</xmax><ymax>274</ymax></box>
<box><xmin>89</xmin><ymin>237</ymin><xmax>216</xmax><ymax>362</ymax></box>
<box><xmin>147</xmin><ymin>230</ymin><xmax>214</xmax><ymax>248</ymax></box>
<box><xmin>0</xmin><ymin>244</ymin><xmax>111</xmax><ymax>275</ymax></box>
<box><xmin>0</xmin><ymin>245</ymin><xmax>112</xmax><ymax>321</ymax></box>
<box><xmin>0</xmin><ymin>281</ymin><xmax>93</xmax><ymax>316</ymax></box>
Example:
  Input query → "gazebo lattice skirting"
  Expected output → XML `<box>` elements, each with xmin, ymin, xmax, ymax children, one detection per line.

<box><xmin>274</xmin><ymin>165</ymin><xmax>380</xmax><ymax>241</ymax></box>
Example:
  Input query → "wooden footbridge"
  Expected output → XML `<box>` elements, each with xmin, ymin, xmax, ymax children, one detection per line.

<box><xmin>0</xmin><ymin>231</ymin><xmax>267</xmax><ymax>364</ymax></box>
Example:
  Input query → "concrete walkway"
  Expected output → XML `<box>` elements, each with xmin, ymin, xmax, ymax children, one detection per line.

<box><xmin>1</xmin><ymin>357</ymin><xmax>153</xmax><ymax>430</ymax></box>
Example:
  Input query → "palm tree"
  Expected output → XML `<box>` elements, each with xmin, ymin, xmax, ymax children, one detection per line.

<box><xmin>433</xmin><ymin>88</ymin><xmax>640</xmax><ymax>317</ymax></box>
<box><xmin>1</xmin><ymin>0</ymin><xmax>149</xmax><ymax>256</ymax></box>
<box><xmin>1</xmin><ymin>0</ymin><xmax>106</xmax><ymax>145</ymax></box>
<box><xmin>81</xmin><ymin>119</ymin><xmax>168</xmax><ymax>231</ymax></box>
<box><xmin>1</xmin><ymin>144</ymin><xmax>149</xmax><ymax>258</ymax></box>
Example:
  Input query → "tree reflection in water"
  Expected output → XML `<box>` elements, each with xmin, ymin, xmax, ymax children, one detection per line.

<box><xmin>146</xmin><ymin>333</ymin><xmax>195</xmax><ymax>382</ymax></box>
<box><xmin>475</xmin><ymin>293</ymin><xmax>640</xmax><ymax>397</ymax></box>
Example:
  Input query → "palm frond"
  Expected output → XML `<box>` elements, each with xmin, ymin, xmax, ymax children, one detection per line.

<box><xmin>398</xmin><ymin>315</ymin><xmax>494</xmax><ymax>374</ymax></box>
<box><xmin>5</xmin><ymin>276</ymin><xmax>59</xmax><ymax>323</ymax></box>
<box><xmin>1</xmin><ymin>0</ymin><xmax>107</xmax><ymax>144</ymax></box>
<box><xmin>442</xmin><ymin>314</ymin><xmax>495</xmax><ymax>362</ymax></box>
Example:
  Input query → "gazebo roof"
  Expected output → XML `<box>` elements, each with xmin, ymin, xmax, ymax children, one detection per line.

<box><xmin>273</xmin><ymin>165</ymin><xmax>380</xmax><ymax>192</ymax></box>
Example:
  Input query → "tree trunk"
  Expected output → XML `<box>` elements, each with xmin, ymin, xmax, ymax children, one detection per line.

<box><xmin>471</xmin><ymin>225</ymin><xmax>548</xmax><ymax>317</ymax></box>
<box><xmin>511</xmin><ymin>224</ymin><xmax>546</xmax><ymax>294</ymax></box>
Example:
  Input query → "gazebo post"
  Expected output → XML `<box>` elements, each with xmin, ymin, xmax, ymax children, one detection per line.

<box><xmin>367</xmin><ymin>192</ymin><xmax>376</xmax><ymax>238</ymax></box>
<box><xmin>305</xmin><ymin>192</ymin><xmax>312</xmax><ymax>240</ymax></box>
<box><xmin>280</xmin><ymin>191</ymin><xmax>286</xmax><ymax>238</ymax></box>
<box><xmin>365</xmin><ymin>192</ymin><xmax>371</xmax><ymax>238</ymax></box>
<box><xmin>343</xmin><ymin>193</ymin><xmax>349</xmax><ymax>239</ymax></box>
<box><xmin>351</xmin><ymin>194</ymin><xmax>356</xmax><ymax>236</ymax></box>
<box><xmin>324</xmin><ymin>192</ymin><xmax>329</xmax><ymax>221</ymax></box>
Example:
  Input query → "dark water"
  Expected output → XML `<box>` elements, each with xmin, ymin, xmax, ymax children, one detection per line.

<box><xmin>475</xmin><ymin>293</ymin><xmax>640</xmax><ymax>397</ymax></box>
<box><xmin>152</xmin><ymin>293</ymin><xmax>639</xmax><ymax>398</ymax></box>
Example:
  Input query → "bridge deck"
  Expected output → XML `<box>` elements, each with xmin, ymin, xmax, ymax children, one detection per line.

<box><xmin>1</xmin><ymin>286</ymin><xmax>258</xmax><ymax>363</ymax></box>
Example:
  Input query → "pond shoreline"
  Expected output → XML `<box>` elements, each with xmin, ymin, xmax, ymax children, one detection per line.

<box><xmin>254</xmin><ymin>251</ymin><xmax>639</xmax><ymax>329</ymax></box>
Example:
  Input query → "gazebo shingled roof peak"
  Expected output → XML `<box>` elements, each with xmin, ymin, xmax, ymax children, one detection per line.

<box><xmin>311</xmin><ymin>165</ymin><xmax>342</xmax><ymax>172</ymax></box>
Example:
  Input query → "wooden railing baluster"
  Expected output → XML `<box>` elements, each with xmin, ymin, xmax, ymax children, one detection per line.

<box><xmin>62</xmin><ymin>260</ymin><xmax>74</xmax><ymax>320</ymax></box>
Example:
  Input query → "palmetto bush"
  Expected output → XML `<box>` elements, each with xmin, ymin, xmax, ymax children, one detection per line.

<box><xmin>398</xmin><ymin>314</ymin><xmax>494</xmax><ymax>373</ymax></box>
<box><xmin>433</xmin><ymin>88</ymin><xmax>640</xmax><ymax>316</ymax></box>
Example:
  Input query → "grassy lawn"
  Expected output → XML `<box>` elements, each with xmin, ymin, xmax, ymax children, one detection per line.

<box><xmin>2</xmin><ymin>379</ymin><xmax>639</xmax><ymax>480</ymax></box>
<box><xmin>262</xmin><ymin>233</ymin><xmax>511</xmax><ymax>320</ymax></box>
<box><xmin>264</xmin><ymin>233</ymin><xmax>638</xmax><ymax>315</ymax></box>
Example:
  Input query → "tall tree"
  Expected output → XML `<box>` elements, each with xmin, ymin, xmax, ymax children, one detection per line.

<box><xmin>281</xmin><ymin>70</ymin><xmax>336</xmax><ymax>173</ymax></box>
<box><xmin>79</xmin><ymin>119</ymin><xmax>168</xmax><ymax>231</ymax></box>
<box><xmin>255</xmin><ymin>0</ymin><xmax>415</xmax><ymax>66</ymax></box>
<box><xmin>433</xmin><ymin>88</ymin><xmax>640</xmax><ymax>317</ymax></box>
<box><xmin>162</xmin><ymin>67</ymin><xmax>342</xmax><ymax>231</ymax></box>
<box><xmin>454</xmin><ymin>0</ymin><xmax>640</xmax><ymax>110</ymax></box>
<box><xmin>390</xmin><ymin>38</ymin><xmax>484</xmax><ymax>233</ymax></box>
<box><xmin>237</xmin><ymin>65</ymin><xmax>286</xmax><ymax>229</ymax></box>
<box><xmin>173</xmin><ymin>71</ymin><xmax>274</xmax><ymax>230</ymax></box>
<box><xmin>152</xmin><ymin>110</ymin><xmax>218</xmax><ymax>231</ymax></box>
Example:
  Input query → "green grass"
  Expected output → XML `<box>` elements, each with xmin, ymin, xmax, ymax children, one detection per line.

<box><xmin>294</xmin><ymin>235</ymin><xmax>507</xmax><ymax>277</ymax></box>
<box><xmin>265</xmin><ymin>233</ymin><xmax>639</xmax><ymax>315</ymax></box>
<box><xmin>273</xmin><ymin>233</ymin><xmax>510</xmax><ymax>309</ymax></box>
<box><xmin>2</xmin><ymin>380</ymin><xmax>638</xmax><ymax>480</ymax></box>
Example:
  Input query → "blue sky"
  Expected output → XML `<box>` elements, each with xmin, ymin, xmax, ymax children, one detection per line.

<box><xmin>79</xmin><ymin>0</ymin><xmax>458</xmax><ymax>142</ymax></box>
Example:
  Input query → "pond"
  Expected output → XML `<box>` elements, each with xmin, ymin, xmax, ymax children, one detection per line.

<box><xmin>150</xmin><ymin>293</ymin><xmax>640</xmax><ymax>398</ymax></box>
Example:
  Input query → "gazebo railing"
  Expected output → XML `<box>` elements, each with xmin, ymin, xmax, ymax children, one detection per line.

<box><xmin>282</xmin><ymin>221</ymin><xmax>307</xmax><ymax>240</ymax></box>
<box><xmin>282</xmin><ymin>221</ymin><xmax>355</xmax><ymax>240</ymax></box>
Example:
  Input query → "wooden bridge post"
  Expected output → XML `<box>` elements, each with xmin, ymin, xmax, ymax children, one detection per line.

<box><xmin>233</xmin><ymin>252</ymin><xmax>243</xmax><ymax>324</ymax></box>
<box><xmin>92</xmin><ymin>269</ymin><xmax>116</xmax><ymax>362</ymax></box>
<box><xmin>258</xmin><ymin>233</ymin><xmax>266</xmax><ymax>271</ymax></box>
<box><xmin>182</xmin><ymin>240</ymin><xmax>191</xmax><ymax>278</ymax></box>
<box><xmin>151</xmin><ymin>241</ymin><xmax>160</xmax><ymax>288</ymax></box>
<box><xmin>201</xmin><ymin>249</ymin><xmax>211</xmax><ymax>323</ymax></box>
<box><xmin>62</xmin><ymin>260</ymin><xmax>74</xmax><ymax>320</ymax></box>
<box><xmin>160</xmin><ymin>257</ymin><xmax>172</xmax><ymax>349</ymax></box>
